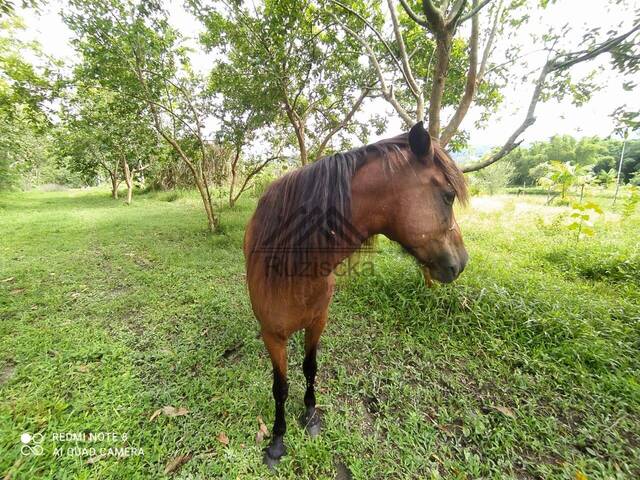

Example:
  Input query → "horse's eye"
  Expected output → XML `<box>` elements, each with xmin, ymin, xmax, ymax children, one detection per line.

<box><xmin>443</xmin><ymin>190</ymin><xmax>455</xmax><ymax>206</ymax></box>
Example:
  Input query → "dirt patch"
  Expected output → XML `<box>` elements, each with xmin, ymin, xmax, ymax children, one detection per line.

<box><xmin>334</xmin><ymin>458</ymin><xmax>353</xmax><ymax>480</ymax></box>
<box><xmin>221</xmin><ymin>341</ymin><xmax>244</xmax><ymax>361</ymax></box>
<box><xmin>1</xmin><ymin>360</ymin><xmax>17</xmax><ymax>385</ymax></box>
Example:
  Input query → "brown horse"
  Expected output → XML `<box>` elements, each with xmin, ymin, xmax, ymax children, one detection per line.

<box><xmin>243</xmin><ymin>121</ymin><xmax>468</xmax><ymax>467</ymax></box>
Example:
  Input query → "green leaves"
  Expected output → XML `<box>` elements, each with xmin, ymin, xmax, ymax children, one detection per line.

<box><xmin>567</xmin><ymin>201</ymin><xmax>603</xmax><ymax>240</ymax></box>
<box><xmin>621</xmin><ymin>185</ymin><xmax>639</xmax><ymax>219</ymax></box>
<box><xmin>196</xmin><ymin>0</ymin><xmax>376</xmax><ymax>163</ymax></box>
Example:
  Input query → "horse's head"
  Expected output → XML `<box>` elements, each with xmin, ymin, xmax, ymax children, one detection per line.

<box><xmin>382</xmin><ymin>121</ymin><xmax>469</xmax><ymax>284</ymax></box>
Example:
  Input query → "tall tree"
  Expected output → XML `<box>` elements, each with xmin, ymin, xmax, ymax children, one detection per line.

<box><xmin>193</xmin><ymin>0</ymin><xmax>378</xmax><ymax>165</ymax></box>
<box><xmin>65</xmin><ymin>0</ymin><xmax>219</xmax><ymax>231</ymax></box>
<box><xmin>332</xmin><ymin>0</ymin><xmax>640</xmax><ymax>172</ymax></box>
<box><xmin>0</xmin><ymin>15</ymin><xmax>58</xmax><ymax>190</ymax></box>
<box><xmin>58</xmin><ymin>87</ymin><xmax>157</xmax><ymax>203</ymax></box>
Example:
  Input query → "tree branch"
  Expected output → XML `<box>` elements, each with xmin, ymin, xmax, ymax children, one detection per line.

<box><xmin>387</xmin><ymin>0</ymin><xmax>423</xmax><ymax>107</ymax></box>
<box><xmin>330</xmin><ymin>0</ymin><xmax>414</xmax><ymax>90</ymax></box>
<box><xmin>446</xmin><ymin>0</ymin><xmax>467</xmax><ymax>26</ymax></box>
<box><xmin>313</xmin><ymin>87</ymin><xmax>371</xmax><ymax>160</ymax></box>
<box><xmin>551</xmin><ymin>23</ymin><xmax>640</xmax><ymax>71</ymax></box>
<box><xmin>332</xmin><ymin>14</ymin><xmax>414</xmax><ymax>126</ymax></box>
<box><xmin>462</xmin><ymin>63</ymin><xmax>547</xmax><ymax>173</ymax></box>
<box><xmin>440</xmin><ymin>0</ymin><xmax>478</xmax><ymax>146</ymax></box>
<box><xmin>421</xmin><ymin>0</ymin><xmax>445</xmax><ymax>31</ymax></box>
<box><xmin>459</xmin><ymin>0</ymin><xmax>492</xmax><ymax>23</ymax></box>
<box><xmin>398</xmin><ymin>0</ymin><xmax>429</xmax><ymax>28</ymax></box>
<box><xmin>462</xmin><ymin>22</ymin><xmax>640</xmax><ymax>173</ymax></box>
<box><xmin>477</xmin><ymin>0</ymin><xmax>502</xmax><ymax>82</ymax></box>
<box><xmin>233</xmin><ymin>153</ymin><xmax>281</xmax><ymax>204</ymax></box>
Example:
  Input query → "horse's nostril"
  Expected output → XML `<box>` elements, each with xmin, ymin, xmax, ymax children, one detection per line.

<box><xmin>449</xmin><ymin>265</ymin><xmax>458</xmax><ymax>279</ymax></box>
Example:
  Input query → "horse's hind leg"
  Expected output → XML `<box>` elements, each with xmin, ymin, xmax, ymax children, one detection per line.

<box><xmin>262</xmin><ymin>331</ymin><xmax>288</xmax><ymax>468</ymax></box>
<box><xmin>300</xmin><ymin>310</ymin><xmax>327</xmax><ymax>437</ymax></box>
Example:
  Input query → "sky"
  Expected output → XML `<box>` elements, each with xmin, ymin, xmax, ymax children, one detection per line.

<box><xmin>15</xmin><ymin>0</ymin><xmax>640</xmax><ymax>151</ymax></box>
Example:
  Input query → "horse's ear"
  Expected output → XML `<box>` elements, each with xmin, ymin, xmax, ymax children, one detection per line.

<box><xmin>408</xmin><ymin>121</ymin><xmax>432</xmax><ymax>158</ymax></box>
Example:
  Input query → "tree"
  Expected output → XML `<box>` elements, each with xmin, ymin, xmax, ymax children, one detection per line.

<box><xmin>596</xmin><ymin>168</ymin><xmax>617</xmax><ymax>188</ymax></box>
<box><xmin>507</xmin><ymin>135</ymin><xmax>640</xmax><ymax>187</ymax></box>
<box><xmin>216</xmin><ymin>112</ymin><xmax>283</xmax><ymax>208</ymax></box>
<box><xmin>0</xmin><ymin>15</ymin><xmax>58</xmax><ymax>190</ymax></box>
<box><xmin>538</xmin><ymin>161</ymin><xmax>592</xmax><ymax>201</ymax></box>
<box><xmin>332</xmin><ymin>0</ymin><xmax>640</xmax><ymax>172</ymax></box>
<box><xmin>193</xmin><ymin>0</ymin><xmax>378</xmax><ymax>165</ymax></box>
<box><xmin>58</xmin><ymin>87</ymin><xmax>157</xmax><ymax>203</ymax></box>
<box><xmin>65</xmin><ymin>0</ymin><xmax>219</xmax><ymax>231</ymax></box>
<box><xmin>468</xmin><ymin>157</ymin><xmax>513</xmax><ymax>195</ymax></box>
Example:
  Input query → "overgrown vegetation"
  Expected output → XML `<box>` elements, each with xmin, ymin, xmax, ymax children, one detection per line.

<box><xmin>1</xmin><ymin>189</ymin><xmax>638</xmax><ymax>479</ymax></box>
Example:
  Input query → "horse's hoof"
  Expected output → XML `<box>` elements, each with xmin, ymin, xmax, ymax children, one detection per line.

<box><xmin>262</xmin><ymin>450</ymin><xmax>281</xmax><ymax>470</ymax></box>
<box><xmin>263</xmin><ymin>437</ymin><xmax>286</xmax><ymax>469</ymax></box>
<box><xmin>300</xmin><ymin>408</ymin><xmax>322</xmax><ymax>438</ymax></box>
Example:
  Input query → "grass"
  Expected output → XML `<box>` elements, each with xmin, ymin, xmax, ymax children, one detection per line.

<box><xmin>1</xmin><ymin>188</ymin><xmax>639</xmax><ymax>479</ymax></box>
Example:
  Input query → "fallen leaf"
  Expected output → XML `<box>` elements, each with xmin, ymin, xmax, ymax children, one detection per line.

<box><xmin>149</xmin><ymin>406</ymin><xmax>189</xmax><ymax>422</ymax></box>
<box><xmin>201</xmin><ymin>328</ymin><xmax>209</xmax><ymax>336</ymax></box>
<box><xmin>493</xmin><ymin>406</ymin><xmax>515</xmax><ymax>418</ymax></box>
<box><xmin>76</xmin><ymin>365</ymin><xmax>89</xmax><ymax>373</ymax></box>
<box><xmin>576</xmin><ymin>471</ymin><xmax>588</xmax><ymax>480</ymax></box>
<box><xmin>164</xmin><ymin>406</ymin><xmax>189</xmax><ymax>417</ymax></box>
<box><xmin>255</xmin><ymin>416</ymin><xmax>269</xmax><ymax>444</ymax></box>
<box><xmin>217</xmin><ymin>432</ymin><xmax>229</xmax><ymax>446</ymax></box>
<box><xmin>163</xmin><ymin>454</ymin><xmax>192</xmax><ymax>475</ymax></box>
<box><xmin>2</xmin><ymin>277</ymin><xmax>15</xmax><ymax>283</ymax></box>
<box><xmin>86</xmin><ymin>453</ymin><xmax>107</xmax><ymax>465</ymax></box>
<box><xmin>10</xmin><ymin>288</ymin><xmax>24</xmax><ymax>295</ymax></box>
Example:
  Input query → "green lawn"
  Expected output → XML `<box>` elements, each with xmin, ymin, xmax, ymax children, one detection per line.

<box><xmin>1</xmin><ymin>188</ymin><xmax>639</xmax><ymax>479</ymax></box>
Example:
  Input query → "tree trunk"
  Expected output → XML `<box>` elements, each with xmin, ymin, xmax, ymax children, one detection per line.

<box><xmin>122</xmin><ymin>159</ymin><xmax>133</xmax><ymax>205</ymax></box>
<box><xmin>194</xmin><ymin>176</ymin><xmax>217</xmax><ymax>232</ymax></box>
<box><xmin>428</xmin><ymin>31</ymin><xmax>452</xmax><ymax>139</ymax></box>
<box><xmin>293</xmin><ymin>121</ymin><xmax>308</xmax><ymax>165</ymax></box>
<box><xmin>110</xmin><ymin>171</ymin><xmax>119</xmax><ymax>199</ymax></box>
<box><xmin>228</xmin><ymin>146</ymin><xmax>240</xmax><ymax>208</ymax></box>
<box><xmin>440</xmin><ymin>4</ymin><xmax>479</xmax><ymax>146</ymax></box>
<box><xmin>131</xmin><ymin>52</ymin><xmax>217</xmax><ymax>232</ymax></box>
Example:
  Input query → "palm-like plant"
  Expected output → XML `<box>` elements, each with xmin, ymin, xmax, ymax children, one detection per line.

<box><xmin>597</xmin><ymin>168</ymin><xmax>617</xmax><ymax>188</ymax></box>
<box><xmin>538</xmin><ymin>161</ymin><xmax>575</xmax><ymax>200</ymax></box>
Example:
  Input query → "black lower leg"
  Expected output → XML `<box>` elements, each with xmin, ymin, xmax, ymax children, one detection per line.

<box><xmin>264</xmin><ymin>368</ymin><xmax>288</xmax><ymax>465</ymax></box>
<box><xmin>301</xmin><ymin>348</ymin><xmax>321</xmax><ymax>435</ymax></box>
<box><xmin>303</xmin><ymin>348</ymin><xmax>317</xmax><ymax>410</ymax></box>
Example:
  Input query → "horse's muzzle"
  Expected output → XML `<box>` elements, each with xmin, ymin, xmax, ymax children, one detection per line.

<box><xmin>425</xmin><ymin>250</ymin><xmax>468</xmax><ymax>284</ymax></box>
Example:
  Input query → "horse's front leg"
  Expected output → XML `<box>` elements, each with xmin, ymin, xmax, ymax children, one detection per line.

<box><xmin>300</xmin><ymin>309</ymin><xmax>327</xmax><ymax>437</ymax></box>
<box><xmin>262</xmin><ymin>332</ymin><xmax>288</xmax><ymax>468</ymax></box>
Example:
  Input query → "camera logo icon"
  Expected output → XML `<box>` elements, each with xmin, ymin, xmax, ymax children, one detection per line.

<box><xmin>20</xmin><ymin>432</ymin><xmax>44</xmax><ymax>456</ymax></box>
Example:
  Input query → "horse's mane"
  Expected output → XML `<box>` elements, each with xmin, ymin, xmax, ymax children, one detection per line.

<box><xmin>246</xmin><ymin>132</ymin><xmax>467</xmax><ymax>280</ymax></box>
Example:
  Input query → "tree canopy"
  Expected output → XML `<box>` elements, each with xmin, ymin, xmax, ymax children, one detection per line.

<box><xmin>1</xmin><ymin>0</ymin><xmax>639</xmax><ymax>230</ymax></box>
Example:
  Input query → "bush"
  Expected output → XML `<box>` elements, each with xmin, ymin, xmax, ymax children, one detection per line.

<box><xmin>252</xmin><ymin>170</ymin><xmax>278</xmax><ymax>198</ymax></box>
<box><xmin>162</xmin><ymin>190</ymin><xmax>184</xmax><ymax>202</ymax></box>
<box><xmin>468</xmin><ymin>160</ymin><xmax>514</xmax><ymax>195</ymax></box>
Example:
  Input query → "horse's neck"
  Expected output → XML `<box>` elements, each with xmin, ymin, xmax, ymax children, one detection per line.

<box><xmin>350</xmin><ymin>155</ymin><xmax>391</xmax><ymax>242</ymax></box>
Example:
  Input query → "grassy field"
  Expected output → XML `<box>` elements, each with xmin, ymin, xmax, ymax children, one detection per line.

<box><xmin>1</xmin><ymin>188</ymin><xmax>639</xmax><ymax>479</ymax></box>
